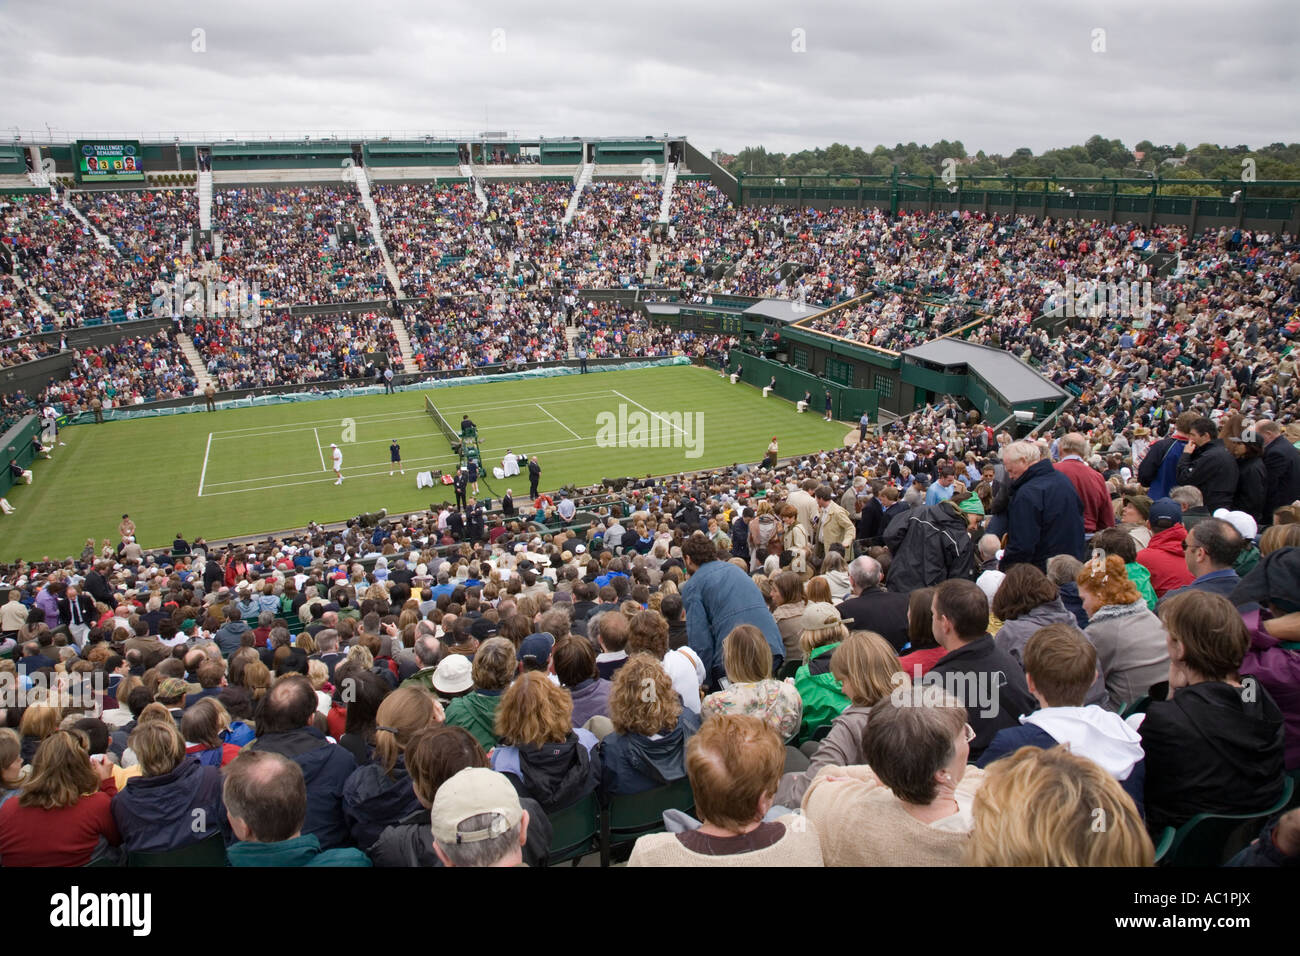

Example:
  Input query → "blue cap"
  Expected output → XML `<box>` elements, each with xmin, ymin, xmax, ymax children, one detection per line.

<box><xmin>1148</xmin><ymin>497</ymin><xmax>1183</xmax><ymax>528</ymax></box>
<box><xmin>517</xmin><ymin>632</ymin><xmax>555</xmax><ymax>664</ymax></box>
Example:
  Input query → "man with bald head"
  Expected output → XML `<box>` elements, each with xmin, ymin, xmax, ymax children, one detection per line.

<box><xmin>1258</xmin><ymin>420</ymin><xmax>1300</xmax><ymax>521</ymax></box>
<box><xmin>1054</xmin><ymin>432</ymin><xmax>1115</xmax><ymax>535</ymax></box>
<box><xmin>835</xmin><ymin>555</ymin><xmax>909</xmax><ymax>652</ymax></box>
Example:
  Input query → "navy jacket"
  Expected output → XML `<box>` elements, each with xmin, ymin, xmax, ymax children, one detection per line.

<box><xmin>597</xmin><ymin>707</ymin><xmax>700</xmax><ymax>796</ymax></box>
<box><xmin>1001</xmin><ymin>459</ymin><xmax>1085</xmax><ymax>571</ymax></box>
<box><xmin>1263</xmin><ymin>437</ymin><xmax>1300</xmax><ymax>520</ymax></box>
<box><xmin>342</xmin><ymin>757</ymin><xmax>423</xmax><ymax>849</ymax></box>
<box><xmin>251</xmin><ymin>727</ymin><xmax>358</xmax><ymax>849</ymax></box>
<box><xmin>111</xmin><ymin>757</ymin><xmax>229</xmax><ymax>854</ymax></box>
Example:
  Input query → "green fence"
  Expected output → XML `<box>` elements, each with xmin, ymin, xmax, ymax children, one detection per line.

<box><xmin>0</xmin><ymin>415</ymin><xmax>43</xmax><ymax>498</ymax></box>
<box><xmin>727</xmin><ymin>350</ymin><xmax>878</xmax><ymax>423</ymax></box>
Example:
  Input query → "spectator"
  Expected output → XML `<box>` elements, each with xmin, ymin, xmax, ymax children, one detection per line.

<box><xmin>802</xmin><ymin>688</ymin><xmax>984</xmax><ymax>866</ymax></box>
<box><xmin>0</xmin><ymin>729</ymin><xmax>120</xmax><ymax>866</ymax></box>
<box><xmin>1138</xmin><ymin>590</ymin><xmax>1287</xmax><ymax>835</ymax></box>
<box><xmin>225</xmin><ymin>750</ymin><xmax>371</xmax><ymax>867</ymax></box>
<box><xmin>248</xmin><ymin>675</ymin><xmax>357</xmax><ymax>850</ymax></box>
<box><xmin>628</xmin><ymin>715</ymin><xmax>823</xmax><ymax>867</ymax></box>
<box><xmin>1176</xmin><ymin>416</ymin><xmax>1238</xmax><ymax>513</ymax></box>
<box><xmin>430</xmin><ymin>767</ymin><xmax>532</xmax><ymax>868</ymax></box>
<box><xmin>1000</xmin><ymin>440</ymin><xmax>1086</xmax><ymax>571</ymax></box>
<box><xmin>791</xmin><ymin>603</ymin><xmax>852</xmax><ymax>744</ymax></box>
<box><xmin>597</xmin><ymin>654</ymin><xmax>700</xmax><ymax>796</ymax></box>
<box><xmin>775</xmin><ymin>630</ymin><xmax>903</xmax><ymax>807</ymax></box>
<box><xmin>1054</xmin><ymin>432</ymin><xmax>1116</xmax><ymax>534</ymax></box>
<box><xmin>490</xmin><ymin>671</ymin><xmax>600</xmax><ymax>812</ymax></box>
<box><xmin>681</xmin><ymin>532</ymin><xmax>784</xmax><ymax>689</ymax></box>
<box><xmin>1157</xmin><ymin>516</ymin><xmax>1243</xmax><ymax>607</ymax></box>
<box><xmin>1257</xmin><ymin>420</ymin><xmax>1300</xmax><ymax>521</ymax></box>
<box><xmin>701</xmin><ymin>624</ymin><xmax>803</xmax><ymax>742</ymax></box>
<box><xmin>367</xmin><ymin>725</ymin><xmax>552</xmax><ymax>867</ymax></box>
<box><xmin>966</xmin><ymin>746</ymin><xmax>1152</xmax><ymax>866</ymax></box>
<box><xmin>1076</xmin><ymin>554</ymin><xmax>1170</xmax><ymax>712</ymax></box>
<box><xmin>837</xmin><ymin>555</ymin><xmax>910</xmax><ymax>651</ymax></box>
<box><xmin>990</xmin><ymin>563</ymin><xmax>1085</xmax><ymax>668</ymax></box>
<box><xmin>552</xmin><ymin>635</ymin><xmax>611</xmax><ymax>728</ymax></box>
<box><xmin>180</xmin><ymin>698</ymin><xmax>242</xmax><ymax>767</ymax></box>
<box><xmin>882</xmin><ymin>497</ymin><xmax>975</xmax><ymax>593</ymax></box>
<box><xmin>1136</xmin><ymin>498</ymin><xmax>1195</xmax><ymax>597</ymax></box>
<box><xmin>112</xmin><ymin>720</ymin><xmax>228</xmax><ymax>855</ymax></box>
<box><xmin>342</xmin><ymin>687</ymin><xmax>440</xmax><ymax>848</ymax></box>
<box><xmin>1090</xmin><ymin>527</ymin><xmax>1158</xmax><ymax>611</ymax></box>
<box><xmin>977</xmin><ymin>623</ymin><xmax>1145</xmax><ymax>812</ymax></box>
<box><xmin>924</xmin><ymin>578</ymin><xmax>1037</xmax><ymax>759</ymax></box>
<box><xmin>444</xmin><ymin>637</ymin><xmax>516</xmax><ymax>751</ymax></box>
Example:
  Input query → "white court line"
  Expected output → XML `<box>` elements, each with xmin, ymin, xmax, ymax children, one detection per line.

<box><xmin>197</xmin><ymin>432</ymin><xmax>212</xmax><ymax>498</ymax></box>
<box><xmin>197</xmin><ymin>438</ymin><xmax>606</xmax><ymax>497</ymax></box>
<box><xmin>313</xmin><ymin>428</ymin><xmax>326</xmax><ymax>471</ymax></box>
<box><xmin>535</xmin><ymin>404</ymin><xmax>582</xmax><ymax>440</ymax></box>
<box><xmin>209</xmin><ymin>408</ymin><xmax>426</xmax><ymax>436</ymax></box>
<box><xmin>211</xmin><ymin>411</ymin><xmax>429</xmax><ymax>441</ymax></box>
<box><xmin>611</xmin><ymin>389</ymin><xmax>687</xmax><ymax>436</ymax></box>
<box><xmin>202</xmin><ymin>433</ymin><xmax>603</xmax><ymax>488</ymax></box>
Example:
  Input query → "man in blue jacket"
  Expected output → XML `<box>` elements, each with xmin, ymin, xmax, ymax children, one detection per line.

<box><xmin>680</xmin><ymin>533</ymin><xmax>783</xmax><ymax>689</ymax></box>
<box><xmin>248</xmin><ymin>676</ymin><xmax>357</xmax><ymax>850</ymax></box>
<box><xmin>1000</xmin><ymin>440</ymin><xmax>1085</xmax><ymax>572</ymax></box>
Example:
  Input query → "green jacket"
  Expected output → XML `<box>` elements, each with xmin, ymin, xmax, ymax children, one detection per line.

<box><xmin>793</xmin><ymin>642</ymin><xmax>849</xmax><ymax>745</ymax></box>
<box><xmin>400</xmin><ymin>667</ymin><xmax>438</xmax><ymax>694</ymax></box>
<box><xmin>227</xmin><ymin>834</ymin><xmax>371</xmax><ymax>867</ymax></box>
<box><xmin>1125</xmin><ymin>562</ymin><xmax>1158</xmax><ymax>612</ymax></box>
<box><xmin>1234</xmin><ymin>544</ymin><xmax>1261</xmax><ymax>579</ymax></box>
<box><xmin>445</xmin><ymin>690</ymin><xmax>502</xmax><ymax>751</ymax></box>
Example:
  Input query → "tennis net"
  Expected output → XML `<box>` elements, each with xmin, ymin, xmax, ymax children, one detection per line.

<box><xmin>425</xmin><ymin>396</ymin><xmax>461</xmax><ymax>449</ymax></box>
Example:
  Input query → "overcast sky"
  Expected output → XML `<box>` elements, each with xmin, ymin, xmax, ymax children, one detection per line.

<box><xmin>1</xmin><ymin>0</ymin><xmax>1296</xmax><ymax>156</ymax></box>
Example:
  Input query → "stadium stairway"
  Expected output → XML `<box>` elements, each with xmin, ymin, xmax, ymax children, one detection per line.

<box><xmin>461</xmin><ymin>164</ymin><xmax>489</xmax><ymax>213</ymax></box>
<box><xmin>177</xmin><ymin>333</ymin><xmax>214</xmax><ymax>390</ymax></box>
<box><xmin>657</xmin><ymin>161</ymin><xmax>677</xmax><ymax>223</ymax></box>
<box><xmin>565</xmin><ymin>325</ymin><xmax>580</xmax><ymax>358</ymax></box>
<box><xmin>62</xmin><ymin>198</ymin><xmax>114</xmax><ymax>252</ymax></box>
<box><xmin>389</xmin><ymin>316</ymin><xmax>417</xmax><ymax>371</ymax></box>
<box><xmin>198</xmin><ymin>170</ymin><xmax>213</xmax><ymax>230</ymax></box>
<box><xmin>563</xmin><ymin>163</ymin><xmax>595</xmax><ymax>225</ymax></box>
<box><xmin>27</xmin><ymin>168</ymin><xmax>56</xmax><ymax>198</ymax></box>
<box><xmin>352</xmin><ymin>165</ymin><xmax>404</xmax><ymax>294</ymax></box>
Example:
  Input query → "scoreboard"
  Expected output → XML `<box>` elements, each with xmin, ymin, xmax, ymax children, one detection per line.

<box><xmin>75</xmin><ymin>141</ymin><xmax>145</xmax><ymax>183</ymax></box>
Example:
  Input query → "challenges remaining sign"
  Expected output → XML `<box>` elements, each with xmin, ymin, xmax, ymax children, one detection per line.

<box><xmin>76</xmin><ymin>141</ymin><xmax>145</xmax><ymax>182</ymax></box>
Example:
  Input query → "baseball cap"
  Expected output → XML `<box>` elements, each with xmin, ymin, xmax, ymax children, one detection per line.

<box><xmin>1213</xmin><ymin>508</ymin><xmax>1258</xmax><ymax>541</ymax></box>
<box><xmin>430</xmin><ymin>767</ymin><xmax>524</xmax><ymax>845</ymax></box>
<box><xmin>431</xmin><ymin>655</ymin><xmax>474</xmax><ymax>695</ymax></box>
<box><xmin>1148</xmin><ymin>497</ymin><xmax>1183</xmax><ymax>528</ymax></box>
<box><xmin>470</xmin><ymin>618</ymin><xmax>499</xmax><ymax>641</ymax></box>
<box><xmin>517</xmin><ymin>632</ymin><xmax>555</xmax><ymax>663</ymax></box>
<box><xmin>799</xmin><ymin>602</ymin><xmax>850</xmax><ymax>632</ymax></box>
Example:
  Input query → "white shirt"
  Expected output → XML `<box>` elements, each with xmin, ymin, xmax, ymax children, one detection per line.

<box><xmin>332</xmin><ymin>448</ymin><xmax>343</xmax><ymax>469</ymax></box>
<box><xmin>662</xmin><ymin>649</ymin><xmax>702</xmax><ymax>715</ymax></box>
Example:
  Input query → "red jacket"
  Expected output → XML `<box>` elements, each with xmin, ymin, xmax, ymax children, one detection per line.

<box><xmin>0</xmin><ymin>778</ymin><xmax>120</xmax><ymax>866</ymax></box>
<box><xmin>1054</xmin><ymin>457</ymin><xmax>1116</xmax><ymax>534</ymax></box>
<box><xmin>1137</xmin><ymin>524</ymin><xmax>1194</xmax><ymax>597</ymax></box>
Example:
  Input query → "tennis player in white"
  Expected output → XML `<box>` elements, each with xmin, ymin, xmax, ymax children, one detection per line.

<box><xmin>331</xmin><ymin>443</ymin><xmax>344</xmax><ymax>485</ymax></box>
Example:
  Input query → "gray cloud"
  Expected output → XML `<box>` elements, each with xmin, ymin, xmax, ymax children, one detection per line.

<box><xmin>2</xmin><ymin>0</ymin><xmax>1296</xmax><ymax>154</ymax></box>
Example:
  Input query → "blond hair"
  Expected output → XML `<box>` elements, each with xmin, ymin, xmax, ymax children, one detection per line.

<box><xmin>373</xmin><ymin>687</ymin><xmax>438</xmax><ymax>778</ymax></box>
<box><xmin>494</xmin><ymin>671</ymin><xmax>574</xmax><ymax>747</ymax></box>
<box><xmin>965</xmin><ymin>746</ymin><xmax>1154</xmax><ymax>866</ymax></box>
<box><xmin>609</xmin><ymin>654</ymin><xmax>681</xmax><ymax>737</ymax></box>
<box><xmin>831</xmin><ymin>631</ymin><xmax>903</xmax><ymax>706</ymax></box>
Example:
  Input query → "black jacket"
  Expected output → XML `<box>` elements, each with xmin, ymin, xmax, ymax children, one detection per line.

<box><xmin>883</xmin><ymin>501</ymin><xmax>974</xmax><ymax>593</ymax></box>
<box><xmin>83</xmin><ymin>570</ymin><xmax>116</xmax><ymax>607</ymax></box>
<box><xmin>500</xmin><ymin>734</ymin><xmax>601</xmax><ymax>814</ymax></box>
<box><xmin>835</xmin><ymin>589</ymin><xmax>910</xmax><ymax>652</ymax></box>
<box><xmin>110</xmin><ymin>757</ymin><xmax>230</xmax><ymax>854</ymax></box>
<box><xmin>367</xmin><ymin>801</ymin><xmax>552</xmax><ymax>867</ymax></box>
<box><xmin>923</xmin><ymin>634</ymin><xmax>1037</xmax><ymax>762</ymax></box>
<box><xmin>1176</xmin><ymin>439</ymin><xmax>1238</xmax><ymax>513</ymax></box>
<box><xmin>1234</xmin><ymin>456</ymin><xmax>1267</xmax><ymax>523</ymax></box>
<box><xmin>856</xmin><ymin>497</ymin><xmax>884</xmax><ymax>542</ymax></box>
<box><xmin>1263</xmin><ymin>437</ymin><xmax>1300</xmax><ymax>519</ymax></box>
<box><xmin>55</xmin><ymin>593</ymin><xmax>97</xmax><ymax>628</ymax></box>
<box><xmin>1139</xmin><ymin>680</ymin><xmax>1286</xmax><ymax>834</ymax></box>
<box><xmin>342</xmin><ymin>757</ymin><xmax>423</xmax><ymax>849</ymax></box>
